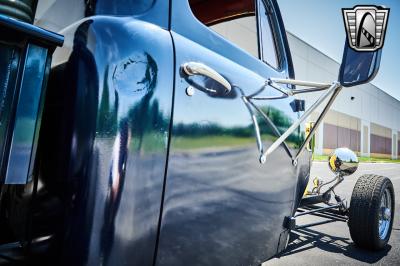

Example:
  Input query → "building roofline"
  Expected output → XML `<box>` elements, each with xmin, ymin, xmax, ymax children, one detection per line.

<box><xmin>286</xmin><ymin>30</ymin><xmax>341</xmax><ymax>67</ymax></box>
<box><xmin>286</xmin><ymin>30</ymin><xmax>399</xmax><ymax>104</ymax></box>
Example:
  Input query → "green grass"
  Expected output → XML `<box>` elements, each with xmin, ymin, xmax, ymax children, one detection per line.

<box><xmin>172</xmin><ymin>136</ymin><xmax>255</xmax><ymax>150</ymax></box>
<box><xmin>171</xmin><ymin>135</ymin><xmax>300</xmax><ymax>150</ymax></box>
<box><xmin>132</xmin><ymin>132</ymin><xmax>166</xmax><ymax>153</ymax></box>
<box><xmin>313</xmin><ymin>155</ymin><xmax>400</xmax><ymax>163</ymax></box>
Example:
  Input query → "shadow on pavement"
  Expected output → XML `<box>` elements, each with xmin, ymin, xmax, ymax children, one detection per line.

<box><xmin>275</xmin><ymin>227</ymin><xmax>391</xmax><ymax>264</ymax></box>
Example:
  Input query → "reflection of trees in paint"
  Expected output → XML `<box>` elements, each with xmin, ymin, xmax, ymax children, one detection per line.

<box><xmin>100</xmin><ymin>52</ymin><xmax>167</xmax><ymax>264</ymax></box>
<box><xmin>173</xmin><ymin>105</ymin><xmax>304</xmax><ymax>147</ymax></box>
<box><xmin>97</xmin><ymin>53</ymin><xmax>168</xmax><ymax>152</ymax></box>
<box><xmin>258</xmin><ymin>106</ymin><xmax>304</xmax><ymax>147</ymax></box>
<box><xmin>125</xmin><ymin>53</ymin><xmax>167</xmax><ymax>151</ymax></box>
<box><xmin>97</xmin><ymin>65</ymin><xmax>118</xmax><ymax>137</ymax></box>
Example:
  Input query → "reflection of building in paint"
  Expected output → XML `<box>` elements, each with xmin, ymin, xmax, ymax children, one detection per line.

<box><xmin>288</xmin><ymin>32</ymin><xmax>400</xmax><ymax>159</ymax></box>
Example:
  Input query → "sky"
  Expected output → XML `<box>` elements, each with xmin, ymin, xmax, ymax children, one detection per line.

<box><xmin>276</xmin><ymin>0</ymin><xmax>400</xmax><ymax>100</ymax></box>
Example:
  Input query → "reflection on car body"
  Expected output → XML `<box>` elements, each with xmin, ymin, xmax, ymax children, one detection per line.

<box><xmin>0</xmin><ymin>0</ymin><xmax>393</xmax><ymax>265</ymax></box>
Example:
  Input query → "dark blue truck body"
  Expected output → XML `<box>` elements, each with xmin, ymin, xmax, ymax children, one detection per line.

<box><xmin>0</xmin><ymin>0</ymin><xmax>312</xmax><ymax>265</ymax></box>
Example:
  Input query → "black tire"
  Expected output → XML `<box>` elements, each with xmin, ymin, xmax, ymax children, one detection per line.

<box><xmin>348</xmin><ymin>174</ymin><xmax>395</xmax><ymax>250</ymax></box>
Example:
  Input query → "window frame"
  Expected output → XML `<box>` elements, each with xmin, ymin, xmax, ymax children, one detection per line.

<box><xmin>184</xmin><ymin>0</ymin><xmax>293</xmax><ymax>82</ymax></box>
<box><xmin>257</xmin><ymin>0</ymin><xmax>288</xmax><ymax>72</ymax></box>
<box><xmin>211</xmin><ymin>14</ymin><xmax>261</xmax><ymax>59</ymax></box>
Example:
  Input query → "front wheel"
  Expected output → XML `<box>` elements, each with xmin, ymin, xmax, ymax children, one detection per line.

<box><xmin>348</xmin><ymin>174</ymin><xmax>395</xmax><ymax>250</ymax></box>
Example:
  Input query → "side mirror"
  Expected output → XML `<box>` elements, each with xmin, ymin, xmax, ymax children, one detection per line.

<box><xmin>338</xmin><ymin>40</ymin><xmax>382</xmax><ymax>87</ymax></box>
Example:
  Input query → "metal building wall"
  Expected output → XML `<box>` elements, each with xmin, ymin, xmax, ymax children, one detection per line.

<box><xmin>370</xmin><ymin>123</ymin><xmax>392</xmax><ymax>158</ymax></box>
<box><xmin>398</xmin><ymin>131</ymin><xmax>400</xmax><ymax>156</ymax></box>
<box><xmin>322</xmin><ymin>110</ymin><xmax>361</xmax><ymax>155</ymax></box>
<box><xmin>287</xmin><ymin>32</ymin><xmax>400</xmax><ymax>159</ymax></box>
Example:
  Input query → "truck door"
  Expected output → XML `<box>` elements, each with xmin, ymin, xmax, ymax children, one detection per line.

<box><xmin>156</xmin><ymin>0</ymin><xmax>308</xmax><ymax>265</ymax></box>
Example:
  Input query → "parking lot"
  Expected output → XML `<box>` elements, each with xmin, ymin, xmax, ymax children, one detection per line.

<box><xmin>266</xmin><ymin>162</ymin><xmax>400</xmax><ymax>266</ymax></box>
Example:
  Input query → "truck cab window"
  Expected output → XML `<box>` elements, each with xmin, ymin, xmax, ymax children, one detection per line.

<box><xmin>189</xmin><ymin>0</ymin><xmax>259</xmax><ymax>58</ymax></box>
<box><xmin>259</xmin><ymin>1</ymin><xmax>279</xmax><ymax>69</ymax></box>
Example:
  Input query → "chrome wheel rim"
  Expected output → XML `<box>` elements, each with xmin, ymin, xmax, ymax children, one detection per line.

<box><xmin>378</xmin><ymin>188</ymin><xmax>392</xmax><ymax>240</ymax></box>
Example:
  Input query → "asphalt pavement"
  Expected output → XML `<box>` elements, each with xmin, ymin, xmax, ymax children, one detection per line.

<box><xmin>266</xmin><ymin>162</ymin><xmax>400</xmax><ymax>266</ymax></box>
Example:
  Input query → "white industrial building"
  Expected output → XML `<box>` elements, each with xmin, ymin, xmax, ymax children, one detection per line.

<box><xmin>288</xmin><ymin>32</ymin><xmax>400</xmax><ymax>159</ymax></box>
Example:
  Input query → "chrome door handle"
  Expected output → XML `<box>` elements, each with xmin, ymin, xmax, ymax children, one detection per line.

<box><xmin>181</xmin><ymin>62</ymin><xmax>231</xmax><ymax>94</ymax></box>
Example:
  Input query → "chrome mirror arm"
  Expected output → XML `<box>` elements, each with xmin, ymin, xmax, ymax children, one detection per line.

<box><xmin>247</xmin><ymin>78</ymin><xmax>332</xmax><ymax>100</ymax></box>
<box><xmin>241</xmin><ymin>95</ymin><xmax>293</xmax><ymax>162</ymax></box>
<box><xmin>242</xmin><ymin>96</ymin><xmax>264</xmax><ymax>155</ymax></box>
<box><xmin>269</xmin><ymin>78</ymin><xmax>332</xmax><ymax>89</ymax></box>
<box><xmin>292</xmin><ymin>83</ymin><xmax>342</xmax><ymax>163</ymax></box>
<box><xmin>247</xmin><ymin>100</ymin><xmax>293</xmax><ymax>160</ymax></box>
<box><xmin>266</xmin><ymin>79</ymin><xmax>294</xmax><ymax>96</ymax></box>
<box><xmin>260</xmin><ymin>81</ymin><xmax>341</xmax><ymax>165</ymax></box>
<box><xmin>240</xmin><ymin>78</ymin><xmax>342</xmax><ymax>165</ymax></box>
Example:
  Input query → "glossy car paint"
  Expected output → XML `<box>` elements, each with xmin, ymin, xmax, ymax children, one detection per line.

<box><xmin>27</xmin><ymin>0</ymin><xmax>311</xmax><ymax>265</ymax></box>
<box><xmin>39</xmin><ymin>1</ymin><xmax>173</xmax><ymax>265</ymax></box>
<box><xmin>155</xmin><ymin>1</ymin><xmax>311</xmax><ymax>265</ymax></box>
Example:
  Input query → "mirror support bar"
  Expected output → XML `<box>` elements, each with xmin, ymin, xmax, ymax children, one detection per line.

<box><xmin>254</xmin><ymin>81</ymin><xmax>342</xmax><ymax>164</ymax></box>
<box><xmin>292</xmin><ymin>83</ymin><xmax>343</xmax><ymax>163</ymax></box>
<box><xmin>270</xmin><ymin>78</ymin><xmax>332</xmax><ymax>89</ymax></box>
